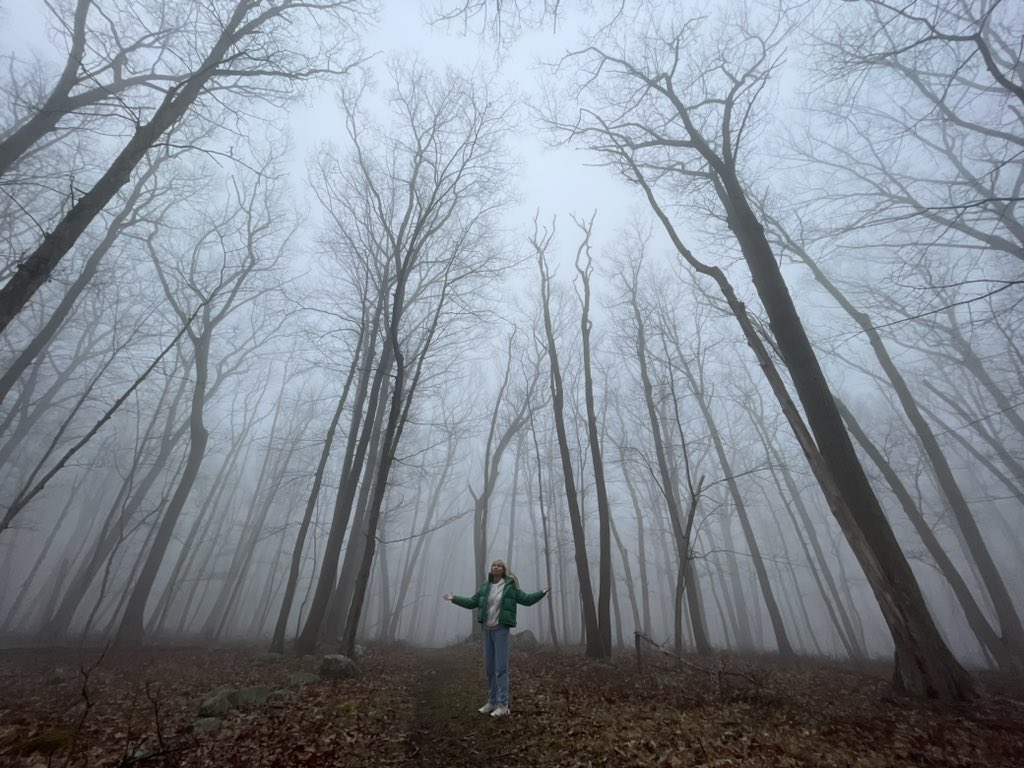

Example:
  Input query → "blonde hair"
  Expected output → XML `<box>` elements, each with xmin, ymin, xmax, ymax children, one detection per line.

<box><xmin>489</xmin><ymin>559</ymin><xmax>519</xmax><ymax>587</ymax></box>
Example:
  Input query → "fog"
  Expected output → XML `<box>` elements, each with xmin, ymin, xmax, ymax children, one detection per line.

<box><xmin>0</xmin><ymin>0</ymin><xmax>1021</xmax><ymax>699</ymax></box>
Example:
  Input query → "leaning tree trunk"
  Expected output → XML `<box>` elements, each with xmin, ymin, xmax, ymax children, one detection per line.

<box><xmin>715</xmin><ymin>169</ymin><xmax>972</xmax><ymax>697</ymax></box>
<box><xmin>115</xmin><ymin>322</ymin><xmax>212</xmax><ymax>647</ymax></box>
<box><xmin>624</xmin><ymin>271</ymin><xmax>706</xmax><ymax>656</ymax></box>
<box><xmin>269</xmin><ymin>364</ymin><xmax>357</xmax><ymax>653</ymax></box>
<box><xmin>839</xmin><ymin>399</ymin><xmax>1018</xmax><ymax>671</ymax></box>
<box><xmin>0</xmin><ymin>1</ymin><xmax>257</xmax><ymax>335</ymax></box>
<box><xmin>778</xmin><ymin>227</ymin><xmax>1024</xmax><ymax>666</ymax></box>
<box><xmin>629</xmin><ymin>156</ymin><xmax>973</xmax><ymax>698</ymax></box>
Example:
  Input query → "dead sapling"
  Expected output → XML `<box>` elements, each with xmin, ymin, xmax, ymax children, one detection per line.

<box><xmin>60</xmin><ymin>644</ymin><xmax>108</xmax><ymax>768</ymax></box>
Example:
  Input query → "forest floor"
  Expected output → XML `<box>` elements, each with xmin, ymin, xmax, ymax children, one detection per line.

<box><xmin>0</xmin><ymin>641</ymin><xmax>1022</xmax><ymax>767</ymax></box>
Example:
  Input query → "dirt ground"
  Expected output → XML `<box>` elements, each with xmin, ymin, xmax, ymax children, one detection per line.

<box><xmin>0</xmin><ymin>641</ymin><xmax>1022</xmax><ymax>767</ymax></box>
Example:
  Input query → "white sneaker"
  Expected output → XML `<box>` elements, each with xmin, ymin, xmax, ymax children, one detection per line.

<box><xmin>478</xmin><ymin>702</ymin><xmax>497</xmax><ymax>714</ymax></box>
<box><xmin>489</xmin><ymin>706</ymin><xmax>510</xmax><ymax>718</ymax></box>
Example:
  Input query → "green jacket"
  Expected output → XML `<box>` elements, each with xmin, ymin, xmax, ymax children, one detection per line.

<box><xmin>452</xmin><ymin>579</ymin><xmax>546</xmax><ymax>627</ymax></box>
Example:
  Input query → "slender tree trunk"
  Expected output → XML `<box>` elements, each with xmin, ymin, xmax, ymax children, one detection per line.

<box><xmin>293</xmin><ymin>303</ymin><xmax>389</xmax><ymax>653</ymax></box>
<box><xmin>268</xmin><ymin>382</ymin><xmax>356</xmax><ymax>651</ymax></box>
<box><xmin>716</xmin><ymin>513</ymin><xmax>753</xmax><ymax>651</ymax></box>
<box><xmin>574</xmin><ymin>218</ymin><xmax>614</xmax><ymax>656</ymax></box>
<box><xmin>683</xmin><ymin>556</ymin><xmax>711</xmax><ymax>654</ymax></box>
<box><xmin>610</xmin><ymin>514</ymin><xmax>641</xmax><ymax>637</ymax></box>
<box><xmin>530</xmin><ymin>415</ymin><xmax>560</xmax><ymax>651</ymax></box>
<box><xmin>534</xmin><ymin>229</ymin><xmax>601</xmax><ymax>657</ymax></box>
<box><xmin>741</xmin><ymin>385</ymin><xmax>865</xmax><ymax>659</ymax></box>
<box><xmin>115</xmin><ymin>322</ymin><xmax>212</xmax><ymax>647</ymax></box>
<box><xmin>148</xmin><ymin>421</ymin><xmax>254</xmax><ymax>635</ymax></box>
<box><xmin>386</xmin><ymin>438</ymin><xmax>456</xmax><ymax>642</ymax></box>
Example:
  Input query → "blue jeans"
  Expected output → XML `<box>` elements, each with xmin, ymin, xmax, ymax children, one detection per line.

<box><xmin>483</xmin><ymin>625</ymin><xmax>510</xmax><ymax>707</ymax></box>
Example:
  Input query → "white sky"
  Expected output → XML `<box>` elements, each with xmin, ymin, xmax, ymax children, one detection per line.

<box><xmin>0</xmin><ymin>0</ymin><xmax>638</xmax><ymax>238</ymax></box>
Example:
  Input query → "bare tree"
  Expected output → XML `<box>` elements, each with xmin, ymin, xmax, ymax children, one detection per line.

<box><xmin>471</xmin><ymin>330</ymin><xmax>537</xmax><ymax>596</ymax></box>
<box><xmin>572</xmin><ymin>214</ymin><xmax>613</xmax><ymax>657</ymax></box>
<box><xmin>114</xmin><ymin>155</ymin><xmax>292</xmax><ymax>646</ymax></box>
<box><xmin>533</xmin><ymin>218</ymin><xmax>606</xmax><ymax>657</ymax></box>
<box><xmin>0</xmin><ymin>0</ymin><xmax>371</xmax><ymax>335</ymax></box>
<box><xmin>293</xmin><ymin>61</ymin><xmax>514</xmax><ymax>655</ymax></box>
<box><xmin>550</xmin><ymin>4</ymin><xmax>973</xmax><ymax>697</ymax></box>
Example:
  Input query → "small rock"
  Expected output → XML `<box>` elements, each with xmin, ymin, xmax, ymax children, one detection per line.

<box><xmin>288</xmin><ymin>672</ymin><xmax>319</xmax><ymax>686</ymax></box>
<box><xmin>45</xmin><ymin>667</ymin><xmax>76</xmax><ymax>685</ymax></box>
<box><xmin>236</xmin><ymin>686</ymin><xmax>269</xmax><ymax>706</ymax></box>
<box><xmin>193</xmin><ymin>717</ymin><xmax>223</xmax><ymax>734</ymax></box>
<box><xmin>129</xmin><ymin>742</ymin><xmax>155</xmax><ymax>761</ymax></box>
<box><xmin>198</xmin><ymin>688</ymin><xmax>239</xmax><ymax>717</ymax></box>
<box><xmin>319</xmin><ymin>654</ymin><xmax>359</xmax><ymax>680</ymax></box>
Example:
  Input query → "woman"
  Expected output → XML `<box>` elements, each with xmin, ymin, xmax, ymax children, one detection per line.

<box><xmin>443</xmin><ymin>559</ymin><xmax>549</xmax><ymax>718</ymax></box>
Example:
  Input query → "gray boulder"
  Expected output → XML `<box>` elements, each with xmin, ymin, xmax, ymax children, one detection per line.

<box><xmin>319</xmin><ymin>654</ymin><xmax>359</xmax><ymax>680</ymax></box>
<box><xmin>288</xmin><ymin>671</ymin><xmax>319</xmax><ymax>686</ymax></box>
<box><xmin>198</xmin><ymin>687</ymin><xmax>239</xmax><ymax>717</ymax></box>
<box><xmin>515</xmin><ymin>629</ymin><xmax>540</xmax><ymax>650</ymax></box>
<box><xmin>236</xmin><ymin>686</ymin><xmax>269</xmax><ymax>706</ymax></box>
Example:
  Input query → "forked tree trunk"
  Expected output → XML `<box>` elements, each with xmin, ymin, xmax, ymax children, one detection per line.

<box><xmin>534</xmin><ymin>228</ymin><xmax>602</xmax><ymax>658</ymax></box>
<box><xmin>574</xmin><ymin>217</ymin><xmax>614</xmax><ymax>657</ymax></box>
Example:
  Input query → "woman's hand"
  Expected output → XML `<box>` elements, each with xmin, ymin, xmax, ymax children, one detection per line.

<box><xmin>442</xmin><ymin>593</ymin><xmax>454</xmax><ymax>602</ymax></box>
<box><xmin>542</xmin><ymin>587</ymin><xmax>550</xmax><ymax>595</ymax></box>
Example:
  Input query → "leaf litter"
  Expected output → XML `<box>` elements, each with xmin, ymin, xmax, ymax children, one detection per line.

<box><xmin>0</xmin><ymin>643</ymin><xmax>1021</xmax><ymax>766</ymax></box>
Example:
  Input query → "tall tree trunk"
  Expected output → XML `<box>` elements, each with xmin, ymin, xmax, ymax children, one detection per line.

<box><xmin>839</xmin><ymin>398</ymin><xmax>1020</xmax><ymax>671</ymax></box>
<box><xmin>675</xmin><ymin>353</ymin><xmax>793</xmax><ymax>655</ymax></box>
<box><xmin>628</xmin><ymin>160</ymin><xmax>972</xmax><ymax>698</ymax></box>
<box><xmin>534</xmin><ymin>227</ymin><xmax>602</xmax><ymax>657</ymax></box>
<box><xmin>115</xmin><ymin>321</ymin><xmax>212</xmax><ymax>647</ymax></box>
<box><xmin>386</xmin><ymin>438</ymin><xmax>457</xmax><ymax>642</ymax></box>
<box><xmin>574</xmin><ymin>216</ymin><xmax>614</xmax><ymax>657</ymax></box>
<box><xmin>610</xmin><ymin>514</ymin><xmax>641</xmax><ymax>638</ymax></box>
<box><xmin>294</xmin><ymin>299</ymin><xmax>390</xmax><ymax>654</ymax></box>
<box><xmin>269</xmin><ymin>384</ymin><xmax>349</xmax><ymax>652</ymax></box>
<box><xmin>776</xmin><ymin>224</ymin><xmax>1024</xmax><ymax>662</ymax></box>
<box><xmin>621</xmin><ymin>264</ymin><xmax>705</xmax><ymax>656</ymax></box>
<box><xmin>530</xmin><ymin>415</ymin><xmax>560</xmax><ymax>650</ymax></box>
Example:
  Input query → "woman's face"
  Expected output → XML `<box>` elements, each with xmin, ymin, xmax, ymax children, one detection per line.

<box><xmin>490</xmin><ymin>561</ymin><xmax>506</xmax><ymax>578</ymax></box>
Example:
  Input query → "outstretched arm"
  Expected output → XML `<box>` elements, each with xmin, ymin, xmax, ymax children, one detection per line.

<box><xmin>445</xmin><ymin>590</ymin><xmax>482</xmax><ymax>609</ymax></box>
<box><xmin>514</xmin><ymin>586</ymin><xmax>550</xmax><ymax>606</ymax></box>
